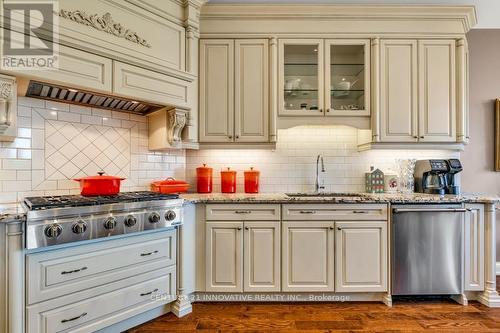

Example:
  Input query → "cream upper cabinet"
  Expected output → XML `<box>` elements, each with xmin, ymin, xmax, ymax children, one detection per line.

<box><xmin>199</xmin><ymin>39</ymin><xmax>270</xmax><ymax>144</ymax></box>
<box><xmin>377</xmin><ymin>39</ymin><xmax>457</xmax><ymax>144</ymax></box>
<box><xmin>379</xmin><ymin>40</ymin><xmax>418</xmax><ymax>142</ymax></box>
<box><xmin>282</xmin><ymin>222</ymin><xmax>335</xmax><ymax>292</ymax></box>
<box><xmin>418</xmin><ymin>40</ymin><xmax>456</xmax><ymax>142</ymax></box>
<box><xmin>279</xmin><ymin>39</ymin><xmax>370</xmax><ymax>117</ymax></box>
<box><xmin>279</xmin><ymin>39</ymin><xmax>324</xmax><ymax>116</ymax></box>
<box><xmin>235</xmin><ymin>40</ymin><xmax>270</xmax><ymax>142</ymax></box>
<box><xmin>325</xmin><ymin>39</ymin><xmax>370</xmax><ymax>116</ymax></box>
<box><xmin>243</xmin><ymin>221</ymin><xmax>280</xmax><ymax>292</ymax></box>
<box><xmin>199</xmin><ymin>40</ymin><xmax>235</xmax><ymax>142</ymax></box>
<box><xmin>464</xmin><ymin>204</ymin><xmax>484</xmax><ymax>291</ymax></box>
<box><xmin>205</xmin><ymin>221</ymin><xmax>243</xmax><ymax>292</ymax></box>
<box><xmin>335</xmin><ymin>221</ymin><xmax>387</xmax><ymax>292</ymax></box>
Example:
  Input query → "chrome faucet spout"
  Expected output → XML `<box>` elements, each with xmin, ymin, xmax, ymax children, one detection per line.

<box><xmin>315</xmin><ymin>154</ymin><xmax>326</xmax><ymax>192</ymax></box>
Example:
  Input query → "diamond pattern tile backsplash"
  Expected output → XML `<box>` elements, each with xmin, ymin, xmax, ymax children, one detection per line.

<box><xmin>0</xmin><ymin>97</ymin><xmax>185</xmax><ymax>212</ymax></box>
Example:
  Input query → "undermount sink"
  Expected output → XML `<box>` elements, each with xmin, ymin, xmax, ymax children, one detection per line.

<box><xmin>285</xmin><ymin>192</ymin><xmax>367</xmax><ymax>198</ymax></box>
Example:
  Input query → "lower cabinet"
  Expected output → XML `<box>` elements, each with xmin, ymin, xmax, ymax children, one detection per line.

<box><xmin>282</xmin><ymin>222</ymin><xmax>335</xmax><ymax>292</ymax></box>
<box><xmin>335</xmin><ymin>221</ymin><xmax>387</xmax><ymax>292</ymax></box>
<box><xmin>464</xmin><ymin>204</ymin><xmax>485</xmax><ymax>291</ymax></box>
<box><xmin>206</xmin><ymin>221</ymin><xmax>280</xmax><ymax>292</ymax></box>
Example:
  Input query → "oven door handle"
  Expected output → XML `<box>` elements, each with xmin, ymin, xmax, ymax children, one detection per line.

<box><xmin>393</xmin><ymin>208</ymin><xmax>467</xmax><ymax>213</ymax></box>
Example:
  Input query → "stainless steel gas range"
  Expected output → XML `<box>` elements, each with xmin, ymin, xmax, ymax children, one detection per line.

<box><xmin>23</xmin><ymin>191</ymin><xmax>183</xmax><ymax>249</ymax></box>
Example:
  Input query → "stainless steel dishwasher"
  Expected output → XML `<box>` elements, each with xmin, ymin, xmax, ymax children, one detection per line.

<box><xmin>392</xmin><ymin>204</ymin><xmax>465</xmax><ymax>295</ymax></box>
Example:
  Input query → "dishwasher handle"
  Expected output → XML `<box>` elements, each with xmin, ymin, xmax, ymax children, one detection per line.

<box><xmin>393</xmin><ymin>208</ymin><xmax>467</xmax><ymax>213</ymax></box>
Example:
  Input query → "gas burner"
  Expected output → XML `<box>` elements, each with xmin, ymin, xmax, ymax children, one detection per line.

<box><xmin>23</xmin><ymin>191</ymin><xmax>183</xmax><ymax>249</ymax></box>
<box><xmin>24</xmin><ymin>191</ymin><xmax>179</xmax><ymax>210</ymax></box>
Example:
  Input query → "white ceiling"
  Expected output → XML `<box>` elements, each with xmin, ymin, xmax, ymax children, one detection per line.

<box><xmin>207</xmin><ymin>0</ymin><xmax>500</xmax><ymax>28</ymax></box>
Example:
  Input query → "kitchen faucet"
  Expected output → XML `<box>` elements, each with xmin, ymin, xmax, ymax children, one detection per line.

<box><xmin>315</xmin><ymin>154</ymin><xmax>326</xmax><ymax>192</ymax></box>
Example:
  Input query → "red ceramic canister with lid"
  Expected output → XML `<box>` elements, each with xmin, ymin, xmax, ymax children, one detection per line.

<box><xmin>244</xmin><ymin>167</ymin><xmax>260</xmax><ymax>193</ymax></box>
<box><xmin>220</xmin><ymin>167</ymin><xmax>237</xmax><ymax>193</ymax></box>
<box><xmin>196</xmin><ymin>164</ymin><xmax>213</xmax><ymax>193</ymax></box>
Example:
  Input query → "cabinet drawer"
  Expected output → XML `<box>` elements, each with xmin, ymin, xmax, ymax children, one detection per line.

<box><xmin>19</xmin><ymin>45</ymin><xmax>112</xmax><ymax>93</ymax></box>
<box><xmin>113</xmin><ymin>61</ymin><xmax>190</xmax><ymax>106</ymax></box>
<box><xmin>206</xmin><ymin>204</ymin><xmax>281</xmax><ymax>221</ymax></box>
<box><xmin>27</xmin><ymin>230</ymin><xmax>176</xmax><ymax>305</ymax></box>
<box><xmin>27</xmin><ymin>267</ymin><xmax>175</xmax><ymax>333</ymax></box>
<box><xmin>282</xmin><ymin>204</ymin><xmax>388</xmax><ymax>221</ymax></box>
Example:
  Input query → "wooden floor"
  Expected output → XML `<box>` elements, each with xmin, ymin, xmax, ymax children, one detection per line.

<box><xmin>126</xmin><ymin>278</ymin><xmax>500</xmax><ymax>332</ymax></box>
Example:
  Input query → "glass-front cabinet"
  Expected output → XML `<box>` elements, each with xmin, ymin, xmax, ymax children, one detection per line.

<box><xmin>279</xmin><ymin>39</ymin><xmax>370</xmax><ymax>117</ymax></box>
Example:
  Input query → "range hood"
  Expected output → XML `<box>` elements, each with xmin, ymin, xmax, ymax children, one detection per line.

<box><xmin>22</xmin><ymin>80</ymin><xmax>164</xmax><ymax>115</ymax></box>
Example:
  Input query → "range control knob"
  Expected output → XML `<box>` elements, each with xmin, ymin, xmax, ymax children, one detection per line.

<box><xmin>44</xmin><ymin>223</ymin><xmax>63</xmax><ymax>238</ymax></box>
<box><xmin>124</xmin><ymin>215</ymin><xmax>137</xmax><ymax>227</ymax></box>
<box><xmin>103</xmin><ymin>217</ymin><xmax>117</xmax><ymax>230</ymax></box>
<box><xmin>72</xmin><ymin>220</ymin><xmax>87</xmax><ymax>234</ymax></box>
<box><xmin>165</xmin><ymin>210</ymin><xmax>176</xmax><ymax>221</ymax></box>
<box><xmin>149</xmin><ymin>212</ymin><xmax>161</xmax><ymax>224</ymax></box>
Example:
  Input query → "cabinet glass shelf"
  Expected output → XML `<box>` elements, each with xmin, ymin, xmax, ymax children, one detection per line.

<box><xmin>331</xmin><ymin>90</ymin><xmax>364</xmax><ymax>99</ymax></box>
<box><xmin>331</xmin><ymin>64</ymin><xmax>364</xmax><ymax>77</ymax></box>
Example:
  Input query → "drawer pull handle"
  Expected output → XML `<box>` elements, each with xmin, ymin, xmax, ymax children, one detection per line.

<box><xmin>61</xmin><ymin>312</ymin><xmax>87</xmax><ymax>323</ymax></box>
<box><xmin>140</xmin><ymin>250</ymin><xmax>159</xmax><ymax>257</ymax></box>
<box><xmin>61</xmin><ymin>267</ymin><xmax>87</xmax><ymax>275</ymax></box>
<box><xmin>140</xmin><ymin>288</ymin><xmax>159</xmax><ymax>297</ymax></box>
<box><xmin>299</xmin><ymin>210</ymin><xmax>316</xmax><ymax>214</ymax></box>
<box><xmin>235</xmin><ymin>210</ymin><xmax>251</xmax><ymax>214</ymax></box>
<box><xmin>352</xmin><ymin>211</ymin><xmax>369</xmax><ymax>214</ymax></box>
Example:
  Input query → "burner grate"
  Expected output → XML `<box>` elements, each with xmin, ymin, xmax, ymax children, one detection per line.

<box><xmin>24</xmin><ymin>191</ymin><xmax>180</xmax><ymax>210</ymax></box>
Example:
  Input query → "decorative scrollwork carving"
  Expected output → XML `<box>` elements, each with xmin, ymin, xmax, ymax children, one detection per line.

<box><xmin>57</xmin><ymin>9</ymin><xmax>152</xmax><ymax>48</ymax></box>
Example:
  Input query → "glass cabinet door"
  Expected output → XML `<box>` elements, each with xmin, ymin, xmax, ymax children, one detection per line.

<box><xmin>325</xmin><ymin>40</ymin><xmax>370</xmax><ymax>116</ymax></box>
<box><xmin>279</xmin><ymin>39</ymin><xmax>324</xmax><ymax>116</ymax></box>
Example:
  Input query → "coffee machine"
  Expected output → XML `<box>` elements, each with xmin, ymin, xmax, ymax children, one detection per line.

<box><xmin>414</xmin><ymin>159</ymin><xmax>463</xmax><ymax>195</ymax></box>
<box><xmin>445</xmin><ymin>159</ymin><xmax>463</xmax><ymax>195</ymax></box>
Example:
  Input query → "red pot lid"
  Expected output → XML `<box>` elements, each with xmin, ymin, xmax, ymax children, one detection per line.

<box><xmin>74</xmin><ymin>172</ymin><xmax>125</xmax><ymax>181</ymax></box>
<box><xmin>153</xmin><ymin>177</ymin><xmax>188</xmax><ymax>185</ymax></box>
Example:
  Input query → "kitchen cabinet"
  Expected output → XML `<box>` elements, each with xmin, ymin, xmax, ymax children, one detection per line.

<box><xmin>199</xmin><ymin>39</ymin><xmax>270</xmax><ymax>144</ymax></box>
<box><xmin>205</xmin><ymin>221</ymin><xmax>243</xmax><ymax>292</ymax></box>
<box><xmin>243</xmin><ymin>221</ymin><xmax>281</xmax><ymax>292</ymax></box>
<box><xmin>464</xmin><ymin>204</ymin><xmax>484</xmax><ymax>291</ymax></box>
<box><xmin>282</xmin><ymin>222</ymin><xmax>335</xmax><ymax>292</ymax></box>
<box><xmin>335</xmin><ymin>221</ymin><xmax>387</xmax><ymax>292</ymax></box>
<box><xmin>377</xmin><ymin>39</ymin><xmax>456</xmax><ymax>144</ymax></box>
<box><xmin>205</xmin><ymin>205</ymin><xmax>281</xmax><ymax>292</ymax></box>
<box><xmin>279</xmin><ymin>39</ymin><xmax>370</xmax><ymax>117</ymax></box>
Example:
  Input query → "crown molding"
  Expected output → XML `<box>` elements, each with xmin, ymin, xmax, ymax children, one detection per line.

<box><xmin>200</xmin><ymin>4</ymin><xmax>477</xmax><ymax>35</ymax></box>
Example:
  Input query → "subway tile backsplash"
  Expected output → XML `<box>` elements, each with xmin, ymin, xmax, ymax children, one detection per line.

<box><xmin>0</xmin><ymin>97</ymin><xmax>185</xmax><ymax>212</ymax></box>
<box><xmin>186</xmin><ymin>126</ymin><xmax>460</xmax><ymax>193</ymax></box>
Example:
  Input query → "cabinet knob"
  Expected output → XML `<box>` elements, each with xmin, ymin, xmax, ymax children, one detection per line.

<box><xmin>236</xmin><ymin>135</ymin><xmax>239</xmax><ymax>139</ymax></box>
<box><xmin>319</xmin><ymin>109</ymin><xmax>323</xmax><ymax>113</ymax></box>
<box><xmin>329</xmin><ymin>226</ymin><xmax>334</xmax><ymax>230</ymax></box>
<box><xmin>337</xmin><ymin>227</ymin><xmax>341</xmax><ymax>231</ymax></box>
<box><xmin>326</xmin><ymin>108</ymin><xmax>330</xmax><ymax>113</ymax></box>
<box><xmin>237</xmin><ymin>226</ymin><xmax>242</xmax><ymax>230</ymax></box>
<box><xmin>420</xmin><ymin>136</ymin><xmax>425</xmax><ymax>139</ymax></box>
<box><xmin>413</xmin><ymin>136</ymin><xmax>418</xmax><ymax>139</ymax></box>
<box><xmin>228</xmin><ymin>135</ymin><xmax>232</xmax><ymax>139</ymax></box>
<box><xmin>245</xmin><ymin>226</ymin><xmax>249</xmax><ymax>230</ymax></box>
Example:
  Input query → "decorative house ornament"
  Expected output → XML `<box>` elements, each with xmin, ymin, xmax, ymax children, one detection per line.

<box><xmin>384</xmin><ymin>170</ymin><xmax>398</xmax><ymax>193</ymax></box>
<box><xmin>57</xmin><ymin>9</ymin><xmax>152</xmax><ymax>48</ymax></box>
<box><xmin>168</xmin><ymin>107</ymin><xmax>188</xmax><ymax>146</ymax></box>
<box><xmin>365</xmin><ymin>166</ymin><xmax>384</xmax><ymax>193</ymax></box>
<box><xmin>0</xmin><ymin>76</ymin><xmax>15</xmax><ymax>134</ymax></box>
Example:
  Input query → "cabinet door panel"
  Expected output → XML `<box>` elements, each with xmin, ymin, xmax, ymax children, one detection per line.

<box><xmin>282</xmin><ymin>222</ymin><xmax>334</xmax><ymax>292</ymax></box>
<box><xmin>464</xmin><ymin>204</ymin><xmax>484</xmax><ymax>291</ymax></box>
<box><xmin>418</xmin><ymin>40</ymin><xmax>456</xmax><ymax>142</ymax></box>
<box><xmin>199</xmin><ymin>40</ymin><xmax>234</xmax><ymax>142</ymax></box>
<box><xmin>335</xmin><ymin>221</ymin><xmax>387</xmax><ymax>292</ymax></box>
<box><xmin>244</xmin><ymin>221</ymin><xmax>280</xmax><ymax>292</ymax></box>
<box><xmin>380</xmin><ymin>40</ymin><xmax>418</xmax><ymax>142</ymax></box>
<box><xmin>206</xmin><ymin>222</ymin><xmax>243</xmax><ymax>292</ymax></box>
<box><xmin>235</xmin><ymin>40</ymin><xmax>269</xmax><ymax>142</ymax></box>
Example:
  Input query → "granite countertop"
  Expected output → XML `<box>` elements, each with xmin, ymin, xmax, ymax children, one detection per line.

<box><xmin>181</xmin><ymin>192</ymin><xmax>500</xmax><ymax>204</ymax></box>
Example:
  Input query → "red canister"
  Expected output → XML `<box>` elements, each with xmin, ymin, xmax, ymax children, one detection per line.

<box><xmin>196</xmin><ymin>164</ymin><xmax>213</xmax><ymax>193</ymax></box>
<box><xmin>244</xmin><ymin>167</ymin><xmax>260</xmax><ymax>193</ymax></box>
<box><xmin>221</xmin><ymin>167</ymin><xmax>237</xmax><ymax>193</ymax></box>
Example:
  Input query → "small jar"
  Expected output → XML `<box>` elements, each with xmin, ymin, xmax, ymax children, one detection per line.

<box><xmin>196</xmin><ymin>164</ymin><xmax>213</xmax><ymax>193</ymax></box>
<box><xmin>244</xmin><ymin>167</ymin><xmax>260</xmax><ymax>193</ymax></box>
<box><xmin>220</xmin><ymin>167</ymin><xmax>237</xmax><ymax>193</ymax></box>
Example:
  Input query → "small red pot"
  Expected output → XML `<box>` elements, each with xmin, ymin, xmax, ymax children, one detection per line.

<box><xmin>73</xmin><ymin>172</ymin><xmax>125</xmax><ymax>196</ymax></box>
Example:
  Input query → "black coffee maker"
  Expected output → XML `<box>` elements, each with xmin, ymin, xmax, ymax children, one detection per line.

<box><xmin>414</xmin><ymin>159</ymin><xmax>463</xmax><ymax>195</ymax></box>
<box><xmin>445</xmin><ymin>159</ymin><xmax>463</xmax><ymax>195</ymax></box>
<box><xmin>414</xmin><ymin>160</ymin><xmax>449</xmax><ymax>195</ymax></box>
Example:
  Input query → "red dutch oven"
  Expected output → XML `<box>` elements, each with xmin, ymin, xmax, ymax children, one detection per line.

<box><xmin>73</xmin><ymin>172</ymin><xmax>125</xmax><ymax>196</ymax></box>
